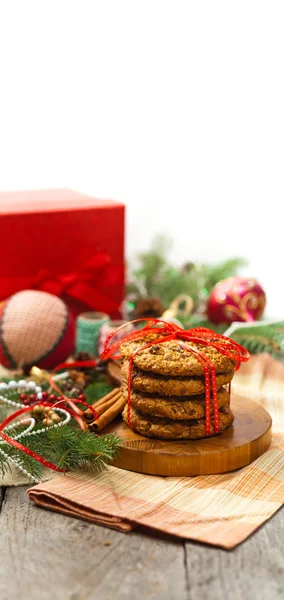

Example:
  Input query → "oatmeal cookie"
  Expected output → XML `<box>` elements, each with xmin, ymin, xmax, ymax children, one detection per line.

<box><xmin>122</xmin><ymin>405</ymin><xmax>234</xmax><ymax>440</ymax></box>
<box><xmin>120</xmin><ymin>336</ymin><xmax>237</xmax><ymax>376</ymax></box>
<box><xmin>121</xmin><ymin>360</ymin><xmax>233</xmax><ymax>396</ymax></box>
<box><xmin>121</xmin><ymin>385</ymin><xmax>230</xmax><ymax>420</ymax></box>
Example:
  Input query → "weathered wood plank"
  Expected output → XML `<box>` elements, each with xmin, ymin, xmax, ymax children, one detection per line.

<box><xmin>0</xmin><ymin>486</ymin><xmax>187</xmax><ymax>600</ymax></box>
<box><xmin>1</xmin><ymin>485</ymin><xmax>283</xmax><ymax>600</ymax></box>
<box><xmin>185</xmin><ymin>507</ymin><xmax>284</xmax><ymax>600</ymax></box>
<box><xmin>0</xmin><ymin>487</ymin><xmax>4</xmax><ymax>510</ymax></box>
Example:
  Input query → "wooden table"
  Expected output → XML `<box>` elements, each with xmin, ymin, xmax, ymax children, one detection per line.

<box><xmin>0</xmin><ymin>486</ymin><xmax>283</xmax><ymax>600</ymax></box>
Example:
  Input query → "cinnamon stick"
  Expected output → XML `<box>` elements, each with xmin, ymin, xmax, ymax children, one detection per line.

<box><xmin>95</xmin><ymin>395</ymin><xmax>123</xmax><ymax>417</ymax></box>
<box><xmin>83</xmin><ymin>388</ymin><xmax>121</xmax><ymax>423</ymax></box>
<box><xmin>92</xmin><ymin>387</ymin><xmax>120</xmax><ymax>408</ymax></box>
<box><xmin>88</xmin><ymin>394</ymin><xmax>126</xmax><ymax>432</ymax></box>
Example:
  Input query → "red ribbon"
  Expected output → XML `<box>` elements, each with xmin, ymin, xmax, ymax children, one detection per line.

<box><xmin>49</xmin><ymin>359</ymin><xmax>98</xmax><ymax>424</ymax></box>
<box><xmin>0</xmin><ymin>405</ymin><xmax>66</xmax><ymax>472</ymax></box>
<box><xmin>0</xmin><ymin>253</ymin><xmax>123</xmax><ymax>314</ymax></box>
<box><xmin>0</xmin><ymin>362</ymin><xmax>99</xmax><ymax>474</ymax></box>
<box><xmin>101</xmin><ymin>319</ymin><xmax>250</xmax><ymax>435</ymax></box>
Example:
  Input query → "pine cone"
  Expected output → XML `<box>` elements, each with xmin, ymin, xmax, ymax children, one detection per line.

<box><xmin>74</xmin><ymin>351</ymin><xmax>94</xmax><ymax>362</ymax></box>
<box><xmin>133</xmin><ymin>297</ymin><xmax>165</xmax><ymax>319</ymax></box>
<box><xmin>182</xmin><ymin>261</ymin><xmax>195</xmax><ymax>273</ymax></box>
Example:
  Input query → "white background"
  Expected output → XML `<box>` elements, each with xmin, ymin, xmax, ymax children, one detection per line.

<box><xmin>0</xmin><ymin>1</ymin><xmax>283</xmax><ymax>317</ymax></box>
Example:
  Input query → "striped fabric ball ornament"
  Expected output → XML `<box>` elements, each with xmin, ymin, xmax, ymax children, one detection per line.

<box><xmin>0</xmin><ymin>290</ymin><xmax>75</xmax><ymax>370</ymax></box>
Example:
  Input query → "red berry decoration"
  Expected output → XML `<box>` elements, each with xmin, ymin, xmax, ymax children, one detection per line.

<box><xmin>49</xmin><ymin>394</ymin><xmax>57</xmax><ymax>403</ymax></box>
<box><xmin>29</xmin><ymin>394</ymin><xmax>36</xmax><ymax>403</ymax></box>
<box><xmin>22</xmin><ymin>398</ymin><xmax>30</xmax><ymax>405</ymax></box>
<box><xmin>20</xmin><ymin>393</ymin><xmax>27</xmax><ymax>401</ymax></box>
<box><xmin>78</xmin><ymin>394</ymin><xmax>86</xmax><ymax>402</ymax></box>
<box><xmin>42</xmin><ymin>391</ymin><xmax>49</xmax><ymax>400</ymax></box>
<box><xmin>56</xmin><ymin>396</ymin><xmax>63</xmax><ymax>402</ymax></box>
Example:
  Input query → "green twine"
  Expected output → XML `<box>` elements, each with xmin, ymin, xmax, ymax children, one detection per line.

<box><xmin>75</xmin><ymin>312</ymin><xmax>110</xmax><ymax>356</ymax></box>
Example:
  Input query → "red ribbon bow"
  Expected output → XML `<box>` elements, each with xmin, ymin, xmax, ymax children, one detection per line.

<box><xmin>0</xmin><ymin>253</ymin><xmax>123</xmax><ymax>314</ymax></box>
<box><xmin>33</xmin><ymin>253</ymin><xmax>121</xmax><ymax>314</ymax></box>
<box><xmin>101</xmin><ymin>319</ymin><xmax>250</xmax><ymax>436</ymax></box>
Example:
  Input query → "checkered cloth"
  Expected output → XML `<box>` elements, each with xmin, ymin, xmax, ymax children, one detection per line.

<box><xmin>28</xmin><ymin>354</ymin><xmax>284</xmax><ymax>549</ymax></box>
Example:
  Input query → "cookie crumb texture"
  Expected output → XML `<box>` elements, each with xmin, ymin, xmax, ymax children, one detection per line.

<box><xmin>120</xmin><ymin>337</ymin><xmax>237</xmax><ymax>376</ymax></box>
<box><xmin>121</xmin><ymin>360</ymin><xmax>234</xmax><ymax>396</ymax></box>
<box><xmin>123</xmin><ymin>405</ymin><xmax>234</xmax><ymax>440</ymax></box>
<box><xmin>122</xmin><ymin>385</ymin><xmax>230</xmax><ymax>420</ymax></box>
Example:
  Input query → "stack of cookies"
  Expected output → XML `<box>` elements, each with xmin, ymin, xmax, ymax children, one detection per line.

<box><xmin>119</xmin><ymin>335</ymin><xmax>237</xmax><ymax>440</ymax></box>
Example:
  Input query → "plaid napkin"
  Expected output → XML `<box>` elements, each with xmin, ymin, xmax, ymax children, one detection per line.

<box><xmin>28</xmin><ymin>354</ymin><xmax>284</xmax><ymax>549</ymax></box>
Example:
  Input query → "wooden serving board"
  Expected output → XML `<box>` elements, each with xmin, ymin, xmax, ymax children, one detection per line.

<box><xmin>104</xmin><ymin>394</ymin><xmax>272</xmax><ymax>476</ymax></box>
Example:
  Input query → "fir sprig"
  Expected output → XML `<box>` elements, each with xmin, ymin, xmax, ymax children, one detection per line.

<box><xmin>0</xmin><ymin>425</ymin><xmax>121</xmax><ymax>480</ymax></box>
<box><xmin>127</xmin><ymin>234</ymin><xmax>246</xmax><ymax>306</ymax></box>
<box><xmin>180</xmin><ymin>314</ymin><xmax>228</xmax><ymax>334</ymax></box>
<box><xmin>30</xmin><ymin>427</ymin><xmax>121</xmax><ymax>473</ymax></box>
<box><xmin>225</xmin><ymin>321</ymin><xmax>284</xmax><ymax>358</ymax></box>
<box><xmin>204</xmin><ymin>258</ymin><xmax>247</xmax><ymax>290</ymax></box>
<box><xmin>84</xmin><ymin>381</ymin><xmax>114</xmax><ymax>404</ymax></box>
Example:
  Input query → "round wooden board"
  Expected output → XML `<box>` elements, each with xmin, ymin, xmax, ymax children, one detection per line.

<box><xmin>104</xmin><ymin>394</ymin><xmax>272</xmax><ymax>476</ymax></box>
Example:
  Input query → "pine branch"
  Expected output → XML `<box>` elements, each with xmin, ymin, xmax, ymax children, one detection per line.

<box><xmin>204</xmin><ymin>257</ymin><xmax>247</xmax><ymax>290</ymax></box>
<box><xmin>153</xmin><ymin>267</ymin><xmax>204</xmax><ymax>306</ymax></box>
<box><xmin>128</xmin><ymin>234</ymin><xmax>171</xmax><ymax>297</ymax></box>
<box><xmin>127</xmin><ymin>234</ymin><xmax>246</xmax><ymax>304</ymax></box>
<box><xmin>37</xmin><ymin>427</ymin><xmax>121</xmax><ymax>473</ymax></box>
<box><xmin>0</xmin><ymin>440</ymin><xmax>44</xmax><ymax>479</ymax></box>
<box><xmin>85</xmin><ymin>381</ymin><xmax>114</xmax><ymax>404</ymax></box>
<box><xmin>181</xmin><ymin>314</ymin><xmax>228</xmax><ymax>334</ymax></box>
<box><xmin>0</xmin><ymin>424</ymin><xmax>122</xmax><ymax>481</ymax></box>
<box><xmin>225</xmin><ymin>321</ymin><xmax>284</xmax><ymax>358</ymax></box>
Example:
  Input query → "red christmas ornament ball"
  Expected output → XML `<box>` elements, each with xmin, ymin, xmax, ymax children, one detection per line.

<box><xmin>0</xmin><ymin>290</ymin><xmax>75</xmax><ymax>370</ymax></box>
<box><xmin>207</xmin><ymin>277</ymin><xmax>266</xmax><ymax>324</ymax></box>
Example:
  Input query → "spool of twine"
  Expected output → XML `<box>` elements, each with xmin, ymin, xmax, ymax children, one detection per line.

<box><xmin>98</xmin><ymin>320</ymin><xmax>135</xmax><ymax>356</ymax></box>
<box><xmin>76</xmin><ymin>312</ymin><xmax>110</xmax><ymax>356</ymax></box>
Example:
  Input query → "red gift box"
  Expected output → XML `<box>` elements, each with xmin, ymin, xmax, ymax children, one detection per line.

<box><xmin>0</xmin><ymin>189</ymin><xmax>125</xmax><ymax>318</ymax></box>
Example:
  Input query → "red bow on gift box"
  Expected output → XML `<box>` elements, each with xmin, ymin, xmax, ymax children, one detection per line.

<box><xmin>0</xmin><ymin>253</ymin><xmax>124</xmax><ymax>314</ymax></box>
